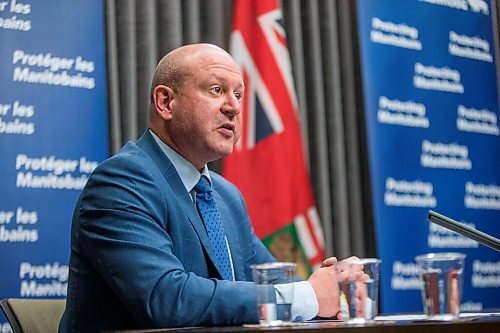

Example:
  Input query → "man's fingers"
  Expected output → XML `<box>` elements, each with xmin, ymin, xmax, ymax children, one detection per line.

<box><xmin>321</xmin><ymin>257</ymin><xmax>338</xmax><ymax>267</ymax></box>
<box><xmin>337</xmin><ymin>266</ymin><xmax>371</xmax><ymax>283</ymax></box>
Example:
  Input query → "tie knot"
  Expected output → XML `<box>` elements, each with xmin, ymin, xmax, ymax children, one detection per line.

<box><xmin>194</xmin><ymin>176</ymin><xmax>211</xmax><ymax>194</ymax></box>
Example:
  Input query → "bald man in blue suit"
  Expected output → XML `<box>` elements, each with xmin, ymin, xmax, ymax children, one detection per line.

<box><xmin>59</xmin><ymin>44</ymin><xmax>341</xmax><ymax>333</ymax></box>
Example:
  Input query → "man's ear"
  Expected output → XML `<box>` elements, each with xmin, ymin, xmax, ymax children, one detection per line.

<box><xmin>153</xmin><ymin>85</ymin><xmax>175</xmax><ymax>120</ymax></box>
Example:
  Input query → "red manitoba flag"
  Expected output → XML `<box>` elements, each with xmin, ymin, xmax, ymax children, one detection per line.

<box><xmin>224</xmin><ymin>0</ymin><xmax>325</xmax><ymax>275</ymax></box>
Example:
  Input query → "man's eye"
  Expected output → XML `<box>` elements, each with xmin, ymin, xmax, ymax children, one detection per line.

<box><xmin>211</xmin><ymin>86</ymin><xmax>222</xmax><ymax>94</ymax></box>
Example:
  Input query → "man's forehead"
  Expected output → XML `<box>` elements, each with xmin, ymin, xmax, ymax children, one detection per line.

<box><xmin>205</xmin><ymin>63</ymin><xmax>242</xmax><ymax>76</ymax></box>
<box><xmin>205</xmin><ymin>65</ymin><xmax>244</xmax><ymax>87</ymax></box>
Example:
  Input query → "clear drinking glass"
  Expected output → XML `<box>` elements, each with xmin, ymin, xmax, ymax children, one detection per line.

<box><xmin>336</xmin><ymin>258</ymin><xmax>381</xmax><ymax>324</ymax></box>
<box><xmin>251</xmin><ymin>262</ymin><xmax>296</xmax><ymax>326</ymax></box>
<box><xmin>415</xmin><ymin>252</ymin><xmax>466</xmax><ymax>320</ymax></box>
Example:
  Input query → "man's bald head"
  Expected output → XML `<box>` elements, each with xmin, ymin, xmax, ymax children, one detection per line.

<box><xmin>149</xmin><ymin>43</ymin><xmax>236</xmax><ymax>102</ymax></box>
<box><xmin>148</xmin><ymin>42</ymin><xmax>244</xmax><ymax>169</ymax></box>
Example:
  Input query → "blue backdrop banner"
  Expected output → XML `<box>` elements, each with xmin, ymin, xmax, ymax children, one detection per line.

<box><xmin>0</xmin><ymin>0</ymin><xmax>108</xmax><ymax>330</ymax></box>
<box><xmin>356</xmin><ymin>0</ymin><xmax>500</xmax><ymax>313</ymax></box>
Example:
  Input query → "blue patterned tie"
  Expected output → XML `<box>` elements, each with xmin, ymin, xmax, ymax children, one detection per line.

<box><xmin>194</xmin><ymin>176</ymin><xmax>233</xmax><ymax>280</ymax></box>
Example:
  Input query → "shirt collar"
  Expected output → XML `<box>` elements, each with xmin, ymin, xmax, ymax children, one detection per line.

<box><xmin>149</xmin><ymin>129</ymin><xmax>211</xmax><ymax>192</ymax></box>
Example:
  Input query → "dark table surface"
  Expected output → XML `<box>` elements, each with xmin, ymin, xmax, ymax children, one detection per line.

<box><xmin>108</xmin><ymin>312</ymin><xmax>500</xmax><ymax>333</ymax></box>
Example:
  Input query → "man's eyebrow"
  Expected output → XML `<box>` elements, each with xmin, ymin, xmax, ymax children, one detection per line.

<box><xmin>207</xmin><ymin>73</ymin><xmax>244</xmax><ymax>88</ymax></box>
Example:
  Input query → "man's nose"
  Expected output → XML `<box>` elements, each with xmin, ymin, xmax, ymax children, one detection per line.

<box><xmin>221</xmin><ymin>93</ymin><xmax>241</xmax><ymax>115</ymax></box>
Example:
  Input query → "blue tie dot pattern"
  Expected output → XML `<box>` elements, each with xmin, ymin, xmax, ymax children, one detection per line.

<box><xmin>194</xmin><ymin>176</ymin><xmax>233</xmax><ymax>280</ymax></box>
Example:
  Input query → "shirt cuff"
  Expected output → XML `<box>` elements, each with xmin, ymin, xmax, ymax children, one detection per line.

<box><xmin>274</xmin><ymin>281</ymin><xmax>318</xmax><ymax>321</ymax></box>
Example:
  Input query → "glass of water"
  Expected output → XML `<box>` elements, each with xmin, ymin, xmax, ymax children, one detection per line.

<box><xmin>336</xmin><ymin>258</ymin><xmax>381</xmax><ymax>324</ymax></box>
<box><xmin>251</xmin><ymin>262</ymin><xmax>296</xmax><ymax>326</ymax></box>
<box><xmin>415</xmin><ymin>252</ymin><xmax>466</xmax><ymax>320</ymax></box>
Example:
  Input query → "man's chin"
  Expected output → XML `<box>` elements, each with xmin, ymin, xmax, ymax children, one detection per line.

<box><xmin>220</xmin><ymin>146</ymin><xmax>234</xmax><ymax>157</ymax></box>
<box><xmin>207</xmin><ymin>145</ymin><xmax>234</xmax><ymax>162</ymax></box>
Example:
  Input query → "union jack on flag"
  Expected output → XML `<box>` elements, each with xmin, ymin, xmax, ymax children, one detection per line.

<box><xmin>224</xmin><ymin>0</ymin><xmax>325</xmax><ymax>275</ymax></box>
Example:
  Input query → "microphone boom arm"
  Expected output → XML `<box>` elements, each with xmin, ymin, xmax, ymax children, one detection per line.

<box><xmin>427</xmin><ymin>210</ymin><xmax>500</xmax><ymax>252</ymax></box>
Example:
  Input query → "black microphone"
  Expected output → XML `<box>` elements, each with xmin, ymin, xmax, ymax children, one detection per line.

<box><xmin>427</xmin><ymin>210</ymin><xmax>500</xmax><ymax>252</ymax></box>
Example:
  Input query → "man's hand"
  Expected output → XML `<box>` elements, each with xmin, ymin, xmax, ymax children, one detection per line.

<box><xmin>307</xmin><ymin>256</ymin><xmax>340</xmax><ymax>318</ymax></box>
<box><xmin>307</xmin><ymin>256</ymin><xmax>368</xmax><ymax>318</ymax></box>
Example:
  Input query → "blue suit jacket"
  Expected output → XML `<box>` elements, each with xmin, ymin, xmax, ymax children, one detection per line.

<box><xmin>59</xmin><ymin>131</ymin><xmax>276</xmax><ymax>333</ymax></box>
